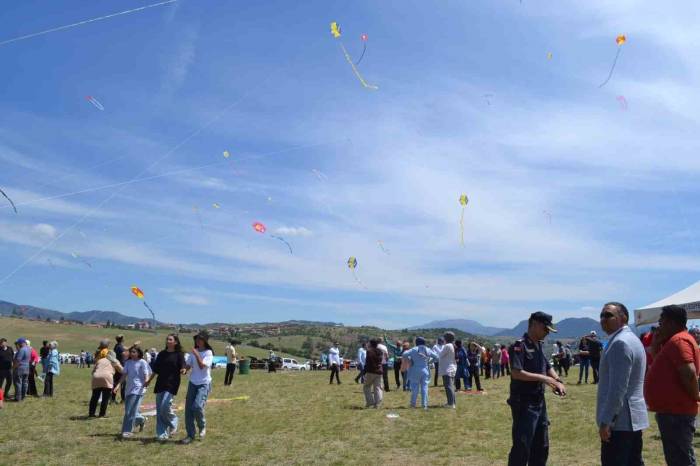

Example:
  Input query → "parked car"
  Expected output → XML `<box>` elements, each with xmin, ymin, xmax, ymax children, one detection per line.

<box><xmin>281</xmin><ymin>358</ymin><xmax>310</xmax><ymax>370</ymax></box>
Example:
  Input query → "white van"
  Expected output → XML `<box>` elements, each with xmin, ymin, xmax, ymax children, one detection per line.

<box><xmin>281</xmin><ymin>358</ymin><xmax>310</xmax><ymax>370</ymax></box>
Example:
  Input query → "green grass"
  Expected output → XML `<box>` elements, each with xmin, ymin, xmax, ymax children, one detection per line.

<box><xmin>0</xmin><ymin>318</ymin><xmax>685</xmax><ymax>465</ymax></box>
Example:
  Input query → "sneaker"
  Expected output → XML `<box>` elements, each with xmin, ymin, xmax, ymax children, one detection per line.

<box><xmin>121</xmin><ymin>432</ymin><xmax>133</xmax><ymax>439</ymax></box>
<box><xmin>450</xmin><ymin>404</ymin><xmax>456</xmax><ymax>409</ymax></box>
<box><xmin>168</xmin><ymin>426</ymin><xmax>178</xmax><ymax>437</ymax></box>
<box><xmin>181</xmin><ymin>437</ymin><xmax>194</xmax><ymax>445</ymax></box>
<box><xmin>157</xmin><ymin>434</ymin><xmax>169</xmax><ymax>442</ymax></box>
<box><xmin>138</xmin><ymin>418</ymin><xmax>147</xmax><ymax>432</ymax></box>
<box><xmin>199</xmin><ymin>428</ymin><xmax>206</xmax><ymax>439</ymax></box>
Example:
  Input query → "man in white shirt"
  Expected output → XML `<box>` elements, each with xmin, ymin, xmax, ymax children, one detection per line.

<box><xmin>376</xmin><ymin>341</ymin><xmax>390</xmax><ymax>392</ymax></box>
<box><xmin>432</xmin><ymin>337</ymin><xmax>445</xmax><ymax>387</ymax></box>
<box><xmin>328</xmin><ymin>344</ymin><xmax>341</xmax><ymax>385</ymax></box>
<box><xmin>224</xmin><ymin>340</ymin><xmax>237</xmax><ymax>386</ymax></box>
<box><xmin>438</xmin><ymin>332</ymin><xmax>457</xmax><ymax>408</ymax></box>
<box><xmin>355</xmin><ymin>343</ymin><xmax>367</xmax><ymax>384</ymax></box>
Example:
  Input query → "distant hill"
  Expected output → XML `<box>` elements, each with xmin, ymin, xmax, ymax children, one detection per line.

<box><xmin>410</xmin><ymin>319</ymin><xmax>507</xmax><ymax>336</ymax></box>
<box><xmin>494</xmin><ymin>317</ymin><xmax>603</xmax><ymax>339</ymax></box>
<box><xmin>0</xmin><ymin>300</ymin><xmax>153</xmax><ymax>325</ymax></box>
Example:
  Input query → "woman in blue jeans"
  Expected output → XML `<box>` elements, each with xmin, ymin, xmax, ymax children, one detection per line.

<box><xmin>113</xmin><ymin>345</ymin><xmax>151</xmax><ymax>439</ymax></box>
<box><xmin>182</xmin><ymin>332</ymin><xmax>214</xmax><ymax>444</ymax></box>
<box><xmin>146</xmin><ymin>334</ymin><xmax>186</xmax><ymax>441</ymax></box>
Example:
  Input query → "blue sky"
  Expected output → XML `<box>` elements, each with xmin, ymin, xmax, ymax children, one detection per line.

<box><xmin>0</xmin><ymin>0</ymin><xmax>698</xmax><ymax>328</ymax></box>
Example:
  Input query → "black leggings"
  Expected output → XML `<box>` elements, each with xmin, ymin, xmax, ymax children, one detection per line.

<box><xmin>469</xmin><ymin>366</ymin><xmax>482</xmax><ymax>390</ymax></box>
<box><xmin>43</xmin><ymin>372</ymin><xmax>54</xmax><ymax>397</ymax></box>
<box><xmin>224</xmin><ymin>363</ymin><xmax>236</xmax><ymax>385</ymax></box>
<box><xmin>329</xmin><ymin>363</ymin><xmax>340</xmax><ymax>384</ymax></box>
<box><xmin>89</xmin><ymin>387</ymin><xmax>112</xmax><ymax>417</ymax></box>
<box><xmin>0</xmin><ymin>369</ymin><xmax>12</xmax><ymax>396</ymax></box>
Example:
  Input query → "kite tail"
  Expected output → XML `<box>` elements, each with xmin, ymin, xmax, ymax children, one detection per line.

<box><xmin>143</xmin><ymin>301</ymin><xmax>156</xmax><ymax>321</ymax></box>
<box><xmin>460</xmin><ymin>208</ymin><xmax>465</xmax><ymax>246</ymax></box>
<box><xmin>598</xmin><ymin>47</ymin><xmax>622</xmax><ymax>88</ymax></box>
<box><xmin>0</xmin><ymin>188</ymin><xmax>17</xmax><ymax>214</ymax></box>
<box><xmin>339</xmin><ymin>42</ymin><xmax>378</xmax><ymax>90</ymax></box>
<box><xmin>352</xmin><ymin>270</ymin><xmax>368</xmax><ymax>290</ymax></box>
<box><xmin>355</xmin><ymin>43</ymin><xmax>367</xmax><ymax>66</ymax></box>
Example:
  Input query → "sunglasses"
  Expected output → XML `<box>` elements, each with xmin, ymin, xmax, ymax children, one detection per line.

<box><xmin>599</xmin><ymin>312</ymin><xmax>615</xmax><ymax>319</ymax></box>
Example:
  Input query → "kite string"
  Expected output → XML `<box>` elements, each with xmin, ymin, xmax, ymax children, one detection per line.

<box><xmin>0</xmin><ymin>69</ymin><xmax>276</xmax><ymax>286</ymax></box>
<box><xmin>599</xmin><ymin>47</ymin><xmax>621</xmax><ymax>88</ymax></box>
<box><xmin>460</xmin><ymin>208</ymin><xmax>465</xmax><ymax>246</ymax></box>
<box><xmin>339</xmin><ymin>42</ymin><xmax>378</xmax><ymax>90</ymax></box>
<box><xmin>0</xmin><ymin>0</ymin><xmax>178</xmax><ymax>47</ymax></box>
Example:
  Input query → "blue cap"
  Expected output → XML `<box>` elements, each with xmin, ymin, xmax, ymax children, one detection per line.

<box><xmin>15</xmin><ymin>337</ymin><xmax>26</xmax><ymax>344</ymax></box>
<box><xmin>415</xmin><ymin>336</ymin><xmax>426</xmax><ymax>346</ymax></box>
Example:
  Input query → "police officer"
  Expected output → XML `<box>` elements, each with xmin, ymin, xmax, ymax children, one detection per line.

<box><xmin>507</xmin><ymin>312</ymin><xmax>566</xmax><ymax>466</ymax></box>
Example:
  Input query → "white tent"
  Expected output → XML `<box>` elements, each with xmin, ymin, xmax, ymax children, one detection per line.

<box><xmin>634</xmin><ymin>280</ymin><xmax>700</xmax><ymax>326</ymax></box>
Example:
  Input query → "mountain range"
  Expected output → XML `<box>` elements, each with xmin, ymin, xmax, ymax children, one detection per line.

<box><xmin>0</xmin><ymin>300</ymin><xmax>154</xmax><ymax>325</ymax></box>
<box><xmin>412</xmin><ymin>317</ymin><xmax>605</xmax><ymax>339</ymax></box>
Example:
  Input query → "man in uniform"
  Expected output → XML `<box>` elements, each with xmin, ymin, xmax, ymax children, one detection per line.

<box><xmin>507</xmin><ymin>312</ymin><xmax>566</xmax><ymax>466</ymax></box>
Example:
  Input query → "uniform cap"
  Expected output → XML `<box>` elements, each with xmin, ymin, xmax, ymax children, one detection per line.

<box><xmin>530</xmin><ymin>311</ymin><xmax>557</xmax><ymax>333</ymax></box>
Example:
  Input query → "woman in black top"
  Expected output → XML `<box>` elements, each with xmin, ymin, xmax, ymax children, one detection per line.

<box><xmin>146</xmin><ymin>334</ymin><xmax>185</xmax><ymax>441</ymax></box>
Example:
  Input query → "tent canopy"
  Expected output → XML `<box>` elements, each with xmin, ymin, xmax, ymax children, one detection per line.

<box><xmin>634</xmin><ymin>280</ymin><xmax>700</xmax><ymax>326</ymax></box>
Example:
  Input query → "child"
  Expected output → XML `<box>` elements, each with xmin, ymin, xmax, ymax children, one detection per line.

<box><xmin>113</xmin><ymin>345</ymin><xmax>151</xmax><ymax>438</ymax></box>
<box><xmin>182</xmin><ymin>332</ymin><xmax>213</xmax><ymax>444</ymax></box>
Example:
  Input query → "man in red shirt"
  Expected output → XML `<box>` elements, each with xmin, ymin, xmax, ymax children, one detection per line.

<box><xmin>644</xmin><ymin>304</ymin><xmax>700</xmax><ymax>466</ymax></box>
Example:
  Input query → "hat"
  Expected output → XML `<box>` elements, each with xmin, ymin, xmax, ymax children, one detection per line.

<box><xmin>590</xmin><ymin>330</ymin><xmax>597</xmax><ymax>336</ymax></box>
<box><xmin>15</xmin><ymin>337</ymin><xmax>26</xmax><ymax>344</ymax></box>
<box><xmin>415</xmin><ymin>336</ymin><xmax>426</xmax><ymax>346</ymax></box>
<box><xmin>530</xmin><ymin>312</ymin><xmax>557</xmax><ymax>332</ymax></box>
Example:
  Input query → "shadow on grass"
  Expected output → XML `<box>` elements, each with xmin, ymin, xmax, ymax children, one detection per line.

<box><xmin>69</xmin><ymin>415</ymin><xmax>94</xmax><ymax>421</ymax></box>
<box><xmin>89</xmin><ymin>433</ymin><xmax>166</xmax><ymax>445</ymax></box>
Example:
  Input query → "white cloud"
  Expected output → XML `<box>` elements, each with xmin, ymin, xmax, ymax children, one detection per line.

<box><xmin>274</xmin><ymin>226</ymin><xmax>312</xmax><ymax>237</ymax></box>
<box><xmin>173</xmin><ymin>294</ymin><xmax>209</xmax><ymax>306</ymax></box>
<box><xmin>32</xmin><ymin>223</ymin><xmax>56</xmax><ymax>239</ymax></box>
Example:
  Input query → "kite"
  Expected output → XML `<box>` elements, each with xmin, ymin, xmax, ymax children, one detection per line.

<box><xmin>0</xmin><ymin>0</ymin><xmax>178</xmax><ymax>47</ymax></box>
<box><xmin>85</xmin><ymin>96</ymin><xmax>104</xmax><ymax>111</ymax></box>
<box><xmin>547</xmin><ymin>52</ymin><xmax>553</xmax><ymax>60</ymax></box>
<box><xmin>616</xmin><ymin>95</ymin><xmax>628</xmax><ymax>110</ymax></box>
<box><xmin>212</xmin><ymin>203</ymin><xmax>221</xmax><ymax>209</ymax></box>
<box><xmin>270</xmin><ymin>235</ymin><xmax>293</xmax><ymax>254</ymax></box>
<box><xmin>377</xmin><ymin>240</ymin><xmax>390</xmax><ymax>255</ymax></box>
<box><xmin>542</xmin><ymin>210</ymin><xmax>552</xmax><ymax>225</ymax></box>
<box><xmin>356</xmin><ymin>33</ymin><xmax>368</xmax><ymax>65</ymax></box>
<box><xmin>311</xmin><ymin>169</ymin><xmax>328</xmax><ymax>181</ymax></box>
<box><xmin>347</xmin><ymin>256</ymin><xmax>366</xmax><ymax>289</ymax></box>
<box><xmin>131</xmin><ymin>286</ymin><xmax>156</xmax><ymax>328</ymax></box>
<box><xmin>599</xmin><ymin>34</ymin><xmax>626</xmax><ymax>88</ymax></box>
<box><xmin>71</xmin><ymin>252</ymin><xmax>92</xmax><ymax>269</ymax></box>
<box><xmin>459</xmin><ymin>194</ymin><xmax>469</xmax><ymax>246</ymax></box>
<box><xmin>47</xmin><ymin>259</ymin><xmax>56</xmax><ymax>269</ymax></box>
<box><xmin>252</xmin><ymin>222</ymin><xmax>266</xmax><ymax>234</ymax></box>
<box><xmin>223</xmin><ymin>150</ymin><xmax>230</xmax><ymax>158</ymax></box>
<box><xmin>482</xmin><ymin>94</ymin><xmax>493</xmax><ymax>106</ymax></box>
<box><xmin>0</xmin><ymin>187</ymin><xmax>17</xmax><ymax>214</ymax></box>
<box><xmin>330</xmin><ymin>21</ymin><xmax>378</xmax><ymax>90</ymax></box>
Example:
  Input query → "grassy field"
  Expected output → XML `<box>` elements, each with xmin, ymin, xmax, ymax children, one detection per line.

<box><xmin>0</xmin><ymin>318</ymin><xmax>687</xmax><ymax>465</ymax></box>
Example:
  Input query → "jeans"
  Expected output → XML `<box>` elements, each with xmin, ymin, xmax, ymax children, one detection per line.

<box><xmin>492</xmin><ymin>363</ymin><xmax>501</xmax><ymax>379</ymax></box>
<box><xmin>224</xmin><ymin>363</ymin><xmax>236</xmax><ymax>386</ymax></box>
<box><xmin>394</xmin><ymin>361</ymin><xmax>401</xmax><ymax>388</ymax></box>
<box><xmin>401</xmin><ymin>370</ymin><xmax>409</xmax><ymax>391</ymax></box>
<box><xmin>410</xmin><ymin>373</ymin><xmax>430</xmax><ymax>408</ymax></box>
<box><xmin>433</xmin><ymin>363</ymin><xmax>439</xmax><ymax>386</ymax></box>
<box><xmin>591</xmin><ymin>358</ymin><xmax>600</xmax><ymax>383</ymax></box>
<box><xmin>578</xmin><ymin>357</ymin><xmax>590</xmax><ymax>383</ymax></box>
<box><xmin>655</xmin><ymin>413</ymin><xmax>696</xmax><ymax>466</ymax></box>
<box><xmin>363</xmin><ymin>373</ymin><xmax>383</xmax><ymax>407</ymax></box>
<box><xmin>501</xmin><ymin>362</ymin><xmax>510</xmax><ymax>376</ymax></box>
<box><xmin>121</xmin><ymin>394</ymin><xmax>145</xmax><ymax>434</ymax></box>
<box><xmin>329</xmin><ymin>363</ymin><xmax>340</xmax><ymax>384</ymax></box>
<box><xmin>442</xmin><ymin>375</ymin><xmax>456</xmax><ymax>406</ymax></box>
<box><xmin>600</xmin><ymin>429</ymin><xmax>644</xmax><ymax>466</ymax></box>
<box><xmin>43</xmin><ymin>372</ymin><xmax>54</xmax><ymax>397</ymax></box>
<box><xmin>382</xmin><ymin>364</ymin><xmax>390</xmax><ymax>391</ymax></box>
<box><xmin>0</xmin><ymin>369</ymin><xmax>12</xmax><ymax>397</ymax></box>
<box><xmin>354</xmin><ymin>364</ymin><xmax>365</xmax><ymax>383</ymax></box>
<box><xmin>13</xmin><ymin>370</ymin><xmax>29</xmax><ymax>401</ymax></box>
<box><xmin>89</xmin><ymin>387</ymin><xmax>111</xmax><ymax>417</ymax></box>
<box><xmin>507</xmin><ymin>395</ymin><xmax>549</xmax><ymax>466</ymax></box>
<box><xmin>156</xmin><ymin>391</ymin><xmax>178</xmax><ymax>438</ymax></box>
<box><xmin>185</xmin><ymin>382</ymin><xmax>210</xmax><ymax>439</ymax></box>
<box><xmin>455</xmin><ymin>364</ymin><xmax>470</xmax><ymax>390</ymax></box>
<box><xmin>469</xmin><ymin>365</ymin><xmax>483</xmax><ymax>391</ymax></box>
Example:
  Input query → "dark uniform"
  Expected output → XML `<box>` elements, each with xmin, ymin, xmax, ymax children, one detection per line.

<box><xmin>507</xmin><ymin>332</ymin><xmax>552</xmax><ymax>466</ymax></box>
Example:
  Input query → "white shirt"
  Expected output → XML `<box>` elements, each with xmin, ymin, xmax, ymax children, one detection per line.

<box><xmin>328</xmin><ymin>347</ymin><xmax>341</xmax><ymax>365</ymax></box>
<box><xmin>377</xmin><ymin>343</ymin><xmax>389</xmax><ymax>364</ymax></box>
<box><xmin>432</xmin><ymin>344</ymin><xmax>444</xmax><ymax>359</ymax></box>
<box><xmin>188</xmin><ymin>349</ymin><xmax>213</xmax><ymax>385</ymax></box>
<box><xmin>225</xmin><ymin>345</ymin><xmax>237</xmax><ymax>364</ymax></box>
<box><xmin>438</xmin><ymin>343</ymin><xmax>457</xmax><ymax>377</ymax></box>
<box><xmin>357</xmin><ymin>347</ymin><xmax>366</xmax><ymax>365</ymax></box>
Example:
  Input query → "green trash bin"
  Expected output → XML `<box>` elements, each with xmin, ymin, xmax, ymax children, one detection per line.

<box><xmin>238</xmin><ymin>359</ymin><xmax>250</xmax><ymax>375</ymax></box>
